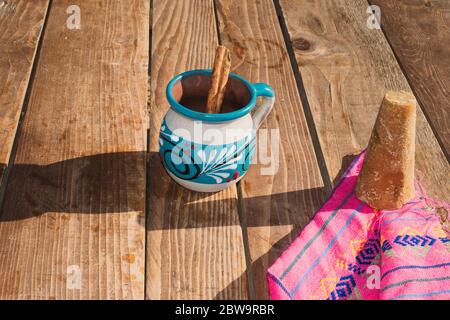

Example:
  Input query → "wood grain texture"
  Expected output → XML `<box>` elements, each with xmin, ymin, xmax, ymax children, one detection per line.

<box><xmin>0</xmin><ymin>0</ymin><xmax>149</xmax><ymax>299</ymax></box>
<box><xmin>278</xmin><ymin>0</ymin><xmax>450</xmax><ymax>201</ymax></box>
<box><xmin>0</xmin><ymin>0</ymin><xmax>49</xmax><ymax>183</ymax></box>
<box><xmin>370</xmin><ymin>0</ymin><xmax>450</xmax><ymax>158</ymax></box>
<box><xmin>216</xmin><ymin>0</ymin><xmax>326</xmax><ymax>299</ymax></box>
<box><xmin>147</xmin><ymin>0</ymin><xmax>248</xmax><ymax>299</ymax></box>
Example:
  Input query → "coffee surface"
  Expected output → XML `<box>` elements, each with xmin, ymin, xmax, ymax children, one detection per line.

<box><xmin>179</xmin><ymin>97</ymin><xmax>239</xmax><ymax>114</ymax></box>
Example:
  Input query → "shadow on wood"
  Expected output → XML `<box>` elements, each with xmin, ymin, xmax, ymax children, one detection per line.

<box><xmin>332</xmin><ymin>152</ymin><xmax>360</xmax><ymax>186</ymax></box>
<box><xmin>0</xmin><ymin>151</ymin><xmax>146</xmax><ymax>222</ymax></box>
<box><xmin>0</xmin><ymin>163</ymin><xmax>5</xmax><ymax>185</ymax></box>
<box><xmin>0</xmin><ymin>149</ymin><xmax>330</xmax><ymax>227</ymax></box>
<box><xmin>0</xmin><ymin>150</ymin><xmax>356</xmax><ymax>299</ymax></box>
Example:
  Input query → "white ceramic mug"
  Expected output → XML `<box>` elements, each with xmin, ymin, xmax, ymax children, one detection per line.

<box><xmin>159</xmin><ymin>69</ymin><xmax>275</xmax><ymax>192</ymax></box>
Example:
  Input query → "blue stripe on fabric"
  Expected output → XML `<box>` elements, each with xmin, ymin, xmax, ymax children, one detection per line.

<box><xmin>391</xmin><ymin>289</ymin><xmax>450</xmax><ymax>300</ymax></box>
<box><xmin>380</xmin><ymin>216</ymin><xmax>434</xmax><ymax>227</ymax></box>
<box><xmin>267</xmin><ymin>272</ymin><xmax>292</xmax><ymax>299</ymax></box>
<box><xmin>289</xmin><ymin>202</ymin><xmax>365</xmax><ymax>297</ymax></box>
<box><xmin>381</xmin><ymin>276</ymin><xmax>450</xmax><ymax>292</ymax></box>
<box><xmin>279</xmin><ymin>190</ymin><xmax>356</xmax><ymax>280</ymax></box>
<box><xmin>381</xmin><ymin>262</ymin><xmax>450</xmax><ymax>280</ymax></box>
<box><xmin>381</xmin><ymin>208</ymin><xmax>430</xmax><ymax>218</ymax></box>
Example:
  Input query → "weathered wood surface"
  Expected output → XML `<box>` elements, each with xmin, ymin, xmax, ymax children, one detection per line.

<box><xmin>0</xmin><ymin>0</ymin><xmax>149</xmax><ymax>299</ymax></box>
<box><xmin>0</xmin><ymin>0</ymin><xmax>448</xmax><ymax>301</ymax></box>
<box><xmin>278</xmin><ymin>0</ymin><xmax>449</xmax><ymax>202</ymax></box>
<box><xmin>0</xmin><ymin>0</ymin><xmax>49</xmax><ymax>183</ymax></box>
<box><xmin>216</xmin><ymin>0</ymin><xmax>327</xmax><ymax>299</ymax></box>
<box><xmin>147</xmin><ymin>0</ymin><xmax>248</xmax><ymax>299</ymax></box>
<box><xmin>371</xmin><ymin>0</ymin><xmax>450</xmax><ymax>158</ymax></box>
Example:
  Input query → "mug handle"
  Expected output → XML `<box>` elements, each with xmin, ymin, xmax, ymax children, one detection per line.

<box><xmin>252</xmin><ymin>83</ymin><xmax>275</xmax><ymax>129</ymax></box>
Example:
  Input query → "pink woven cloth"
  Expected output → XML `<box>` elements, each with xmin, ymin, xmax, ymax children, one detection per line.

<box><xmin>268</xmin><ymin>151</ymin><xmax>450</xmax><ymax>300</ymax></box>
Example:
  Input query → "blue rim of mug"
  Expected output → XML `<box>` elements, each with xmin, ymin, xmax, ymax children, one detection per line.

<box><xmin>166</xmin><ymin>69</ymin><xmax>274</xmax><ymax>122</ymax></box>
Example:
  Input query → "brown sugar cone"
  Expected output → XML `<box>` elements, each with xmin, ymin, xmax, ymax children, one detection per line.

<box><xmin>206</xmin><ymin>45</ymin><xmax>231</xmax><ymax>114</ymax></box>
<box><xmin>356</xmin><ymin>90</ymin><xmax>417</xmax><ymax>210</ymax></box>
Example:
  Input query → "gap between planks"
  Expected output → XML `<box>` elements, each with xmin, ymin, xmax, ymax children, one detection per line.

<box><xmin>147</xmin><ymin>0</ymin><xmax>248</xmax><ymax>299</ymax></box>
<box><xmin>0</xmin><ymin>0</ymin><xmax>51</xmax><ymax>214</ymax></box>
<box><xmin>211</xmin><ymin>0</ymin><xmax>257</xmax><ymax>300</ymax></box>
<box><xmin>367</xmin><ymin>0</ymin><xmax>449</xmax><ymax>162</ymax></box>
<box><xmin>230</xmin><ymin>0</ymin><xmax>334</xmax><ymax>299</ymax></box>
<box><xmin>214</xmin><ymin>0</ymin><xmax>328</xmax><ymax>299</ymax></box>
<box><xmin>144</xmin><ymin>0</ymin><xmax>154</xmax><ymax>301</ymax></box>
<box><xmin>272</xmin><ymin>0</ymin><xmax>333</xmax><ymax>192</ymax></box>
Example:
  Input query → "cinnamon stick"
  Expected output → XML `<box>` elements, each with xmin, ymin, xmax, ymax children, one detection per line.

<box><xmin>206</xmin><ymin>45</ymin><xmax>231</xmax><ymax>114</ymax></box>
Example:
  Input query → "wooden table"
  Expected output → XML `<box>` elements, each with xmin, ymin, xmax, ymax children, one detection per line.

<box><xmin>0</xmin><ymin>0</ymin><xmax>448</xmax><ymax>300</ymax></box>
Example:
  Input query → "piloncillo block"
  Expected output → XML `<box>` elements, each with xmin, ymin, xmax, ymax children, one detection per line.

<box><xmin>356</xmin><ymin>90</ymin><xmax>417</xmax><ymax>210</ymax></box>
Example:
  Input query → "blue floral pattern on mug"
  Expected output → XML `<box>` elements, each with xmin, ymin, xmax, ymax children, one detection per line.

<box><xmin>159</xmin><ymin>120</ymin><xmax>256</xmax><ymax>184</ymax></box>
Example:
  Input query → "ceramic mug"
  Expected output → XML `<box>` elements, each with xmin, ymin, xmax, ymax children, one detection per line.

<box><xmin>159</xmin><ymin>69</ymin><xmax>275</xmax><ymax>192</ymax></box>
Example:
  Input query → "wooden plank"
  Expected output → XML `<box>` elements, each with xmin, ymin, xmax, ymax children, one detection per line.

<box><xmin>147</xmin><ymin>0</ymin><xmax>248</xmax><ymax>299</ymax></box>
<box><xmin>0</xmin><ymin>0</ymin><xmax>149</xmax><ymax>299</ymax></box>
<box><xmin>277</xmin><ymin>0</ymin><xmax>449</xmax><ymax>201</ymax></box>
<box><xmin>0</xmin><ymin>0</ymin><xmax>49</xmax><ymax>183</ymax></box>
<box><xmin>370</xmin><ymin>0</ymin><xmax>450</xmax><ymax>158</ymax></box>
<box><xmin>216</xmin><ymin>0</ymin><xmax>327</xmax><ymax>299</ymax></box>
